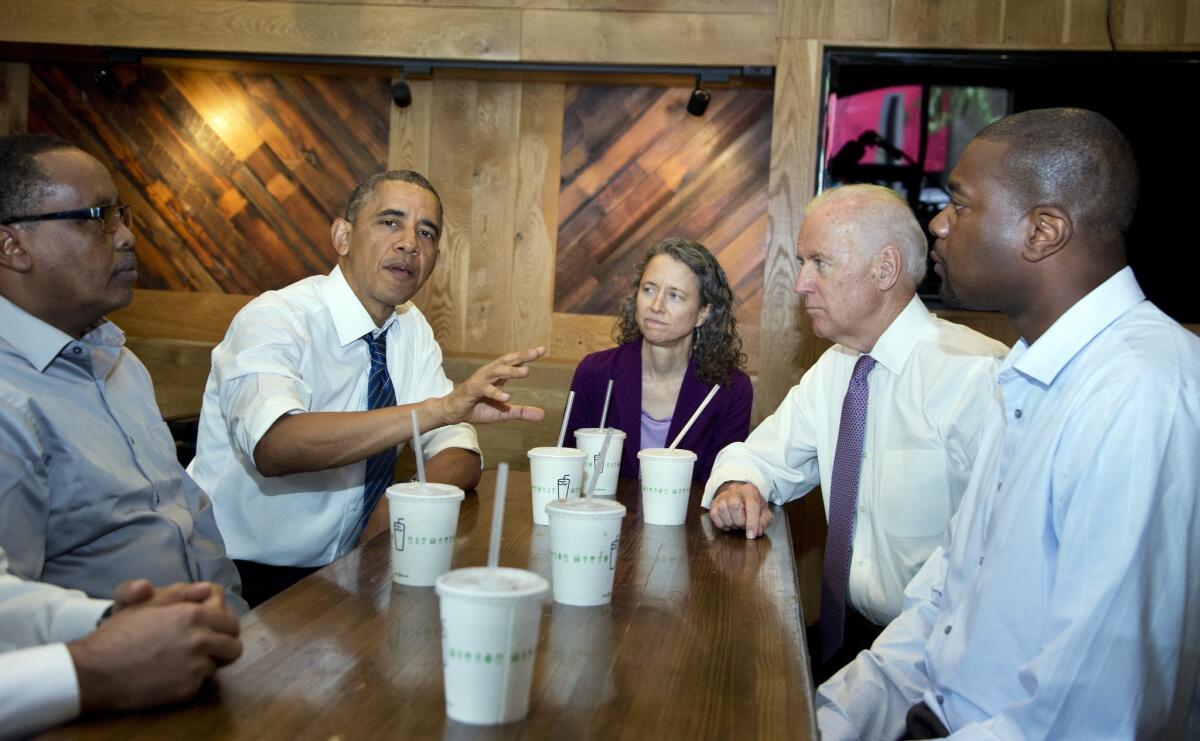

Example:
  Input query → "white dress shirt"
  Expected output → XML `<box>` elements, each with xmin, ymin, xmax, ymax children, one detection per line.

<box><xmin>817</xmin><ymin>268</ymin><xmax>1200</xmax><ymax>740</ymax></box>
<box><xmin>0</xmin><ymin>545</ymin><xmax>110</xmax><ymax>740</ymax></box>
<box><xmin>189</xmin><ymin>266</ymin><xmax>479</xmax><ymax>568</ymax></box>
<box><xmin>704</xmin><ymin>295</ymin><xmax>1006</xmax><ymax>624</ymax></box>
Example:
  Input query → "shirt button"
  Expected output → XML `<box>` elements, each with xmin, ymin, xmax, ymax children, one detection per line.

<box><xmin>979</xmin><ymin>556</ymin><xmax>984</xmax><ymax>565</ymax></box>
<box><xmin>936</xmin><ymin>694</ymin><xmax>945</xmax><ymax>704</ymax></box>
<box><xmin>859</xmin><ymin>505</ymin><xmax>866</xmax><ymax>513</ymax></box>
<box><xmin>72</xmin><ymin>347</ymin><xmax>82</xmax><ymax>354</ymax></box>
<box><xmin>944</xmin><ymin>625</ymin><xmax>952</xmax><ymax>634</ymax></box>
<box><xmin>155</xmin><ymin>494</ymin><xmax>161</xmax><ymax>505</ymax></box>
<box><xmin>1014</xmin><ymin>409</ymin><xmax>1023</xmax><ymax>419</ymax></box>
<box><xmin>128</xmin><ymin>435</ymin><xmax>135</xmax><ymax>446</ymax></box>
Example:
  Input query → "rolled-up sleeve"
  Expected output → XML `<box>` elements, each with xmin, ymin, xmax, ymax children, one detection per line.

<box><xmin>211</xmin><ymin>310</ymin><xmax>312</xmax><ymax>466</ymax></box>
<box><xmin>702</xmin><ymin>373</ymin><xmax>821</xmax><ymax>508</ymax></box>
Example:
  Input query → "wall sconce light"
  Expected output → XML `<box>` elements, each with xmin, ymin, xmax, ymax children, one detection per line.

<box><xmin>686</xmin><ymin>78</ymin><xmax>710</xmax><ymax>117</ymax></box>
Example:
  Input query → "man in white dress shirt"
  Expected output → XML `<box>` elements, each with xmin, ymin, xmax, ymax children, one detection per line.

<box><xmin>1</xmin><ymin>548</ymin><xmax>241</xmax><ymax>738</ymax></box>
<box><xmin>704</xmin><ymin>184</ymin><xmax>1006</xmax><ymax>680</ymax></box>
<box><xmin>817</xmin><ymin>109</ymin><xmax>1200</xmax><ymax>739</ymax></box>
<box><xmin>189</xmin><ymin>170</ymin><xmax>545</xmax><ymax>606</ymax></box>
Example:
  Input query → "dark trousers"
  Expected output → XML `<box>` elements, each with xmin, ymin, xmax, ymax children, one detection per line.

<box><xmin>234</xmin><ymin>559</ymin><xmax>321</xmax><ymax>609</ymax></box>
<box><xmin>806</xmin><ymin>606</ymin><xmax>884</xmax><ymax>685</ymax></box>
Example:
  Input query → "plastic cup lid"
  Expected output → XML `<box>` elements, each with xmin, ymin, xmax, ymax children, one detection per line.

<box><xmin>545</xmin><ymin>498</ymin><xmax>626</xmax><ymax>519</ymax></box>
<box><xmin>386</xmin><ymin>482</ymin><xmax>465</xmax><ymax>502</ymax></box>
<box><xmin>637</xmin><ymin>447</ymin><xmax>698</xmax><ymax>461</ymax></box>
<box><xmin>574</xmin><ymin>427</ymin><xmax>627</xmax><ymax>440</ymax></box>
<box><xmin>528</xmin><ymin>446</ymin><xmax>586</xmax><ymax>459</ymax></box>
<box><xmin>435</xmin><ymin>566</ymin><xmax>549</xmax><ymax>600</ymax></box>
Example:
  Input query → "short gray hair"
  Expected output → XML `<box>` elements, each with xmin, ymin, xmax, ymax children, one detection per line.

<box><xmin>804</xmin><ymin>184</ymin><xmax>927</xmax><ymax>287</ymax></box>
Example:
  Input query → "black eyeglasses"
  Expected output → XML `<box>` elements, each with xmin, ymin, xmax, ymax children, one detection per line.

<box><xmin>1</xmin><ymin>204</ymin><xmax>133</xmax><ymax>234</ymax></box>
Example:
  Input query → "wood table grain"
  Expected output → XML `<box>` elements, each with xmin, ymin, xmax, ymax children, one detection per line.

<box><xmin>46</xmin><ymin>471</ymin><xmax>815</xmax><ymax>740</ymax></box>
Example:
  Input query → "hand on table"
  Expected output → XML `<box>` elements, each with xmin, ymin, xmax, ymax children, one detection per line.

<box><xmin>69</xmin><ymin>582</ymin><xmax>243</xmax><ymax>713</ymax></box>
<box><xmin>708</xmin><ymin>481</ymin><xmax>773</xmax><ymax>539</ymax></box>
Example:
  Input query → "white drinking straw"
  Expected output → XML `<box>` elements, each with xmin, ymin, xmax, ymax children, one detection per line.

<box><xmin>598</xmin><ymin>379</ymin><xmax>614</xmax><ymax>429</ymax></box>
<box><xmin>584</xmin><ymin>429</ymin><xmax>614</xmax><ymax>502</ymax></box>
<box><xmin>668</xmin><ymin>384</ymin><xmax>720</xmax><ymax>450</ymax></box>
<box><xmin>410</xmin><ymin>409</ymin><xmax>426</xmax><ymax>484</ymax></box>
<box><xmin>487</xmin><ymin>462</ymin><xmax>509</xmax><ymax>570</ymax></box>
<box><xmin>556</xmin><ymin>390</ymin><xmax>576</xmax><ymax>447</ymax></box>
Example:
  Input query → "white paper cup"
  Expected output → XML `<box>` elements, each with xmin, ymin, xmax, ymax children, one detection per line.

<box><xmin>637</xmin><ymin>448</ymin><xmax>697</xmax><ymax>526</ymax></box>
<box><xmin>527</xmin><ymin>447</ymin><xmax>586</xmax><ymax>526</ymax></box>
<box><xmin>545</xmin><ymin>498</ymin><xmax>626</xmax><ymax>606</ymax></box>
<box><xmin>435</xmin><ymin>567</ymin><xmax>550</xmax><ymax>725</ymax></box>
<box><xmin>385</xmin><ymin>482</ymin><xmax>465</xmax><ymax>586</ymax></box>
<box><xmin>573</xmin><ymin>428</ymin><xmax>626</xmax><ymax>498</ymax></box>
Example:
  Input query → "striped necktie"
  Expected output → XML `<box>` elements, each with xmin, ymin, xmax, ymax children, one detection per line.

<box><xmin>819</xmin><ymin>353</ymin><xmax>876</xmax><ymax>664</ymax></box>
<box><xmin>360</xmin><ymin>330</ymin><xmax>397</xmax><ymax>536</ymax></box>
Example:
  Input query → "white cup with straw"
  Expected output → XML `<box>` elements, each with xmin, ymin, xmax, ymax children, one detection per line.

<box><xmin>528</xmin><ymin>391</ymin><xmax>586</xmax><ymax>526</ymax></box>
<box><xmin>638</xmin><ymin>384</ymin><xmax>719</xmax><ymax>526</ymax></box>
<box><xmin>547</xmin><ymin>431</ymin><xmax>626</xmax><ymax>605</ymax></box>
<box><xmin>385</xmin><ymin>410</ymin><xmax>464</xmax><ymax>586</ymax></box>
<box><xmin>435</xmin><ymin>463</ymin><xmax>550</xmax><ymax>725</ymax></box>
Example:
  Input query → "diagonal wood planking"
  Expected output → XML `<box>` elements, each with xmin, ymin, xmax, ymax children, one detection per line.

<box><xmin>27</xmin><ymin>63</ymin><xmax>389</xmax><ymax>294</ymax></box>
<box><xmin>554</xmin><ymin>84</ymin><xmax>771</xmax><ymax>354</ymax></box>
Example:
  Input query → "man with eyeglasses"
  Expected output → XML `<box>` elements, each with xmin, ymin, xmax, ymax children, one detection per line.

<box><xmin>0</xmin><ymin>133</ymin><xmax>245</xmax><ymax>734</ymax></box>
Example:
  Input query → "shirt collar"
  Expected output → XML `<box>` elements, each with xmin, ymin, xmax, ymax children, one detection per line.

<box><xmin>0</xmin><ymin>296</ymin><xmax>126</xmax><ymax>373</ymax></box>
<box><xmin>1004</xmin><ymin>266</ymin><xmax>1144</xmax><ymax>387</ymax></box>
<box><xmin>0</xmin><ymin>295</ymin><xmax>75</xmax><ymax>372</ymax></box>
<box><xmin>320</xmin><ymin>265</ymin><xmax>399</xmax><ymax>347</ymax></box>
<box><xmin>866</xmin><ymin>293</ymin><xmax>935</xmax><ymax>375</ymax></box>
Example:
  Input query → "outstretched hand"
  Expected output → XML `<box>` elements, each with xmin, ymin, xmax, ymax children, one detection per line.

<box><xmin>439</xmin><ymin>347</ymin><xmax>547</xmax><ymax>425</ymax></box>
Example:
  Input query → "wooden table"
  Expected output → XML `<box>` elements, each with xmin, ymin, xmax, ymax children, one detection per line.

<box><xmin>49</xmin><ymin>472</ymin><xmax>815</xmax><ymax>739</ymax></box>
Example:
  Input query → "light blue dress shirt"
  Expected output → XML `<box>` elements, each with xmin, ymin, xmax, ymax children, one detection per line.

<box><xmin>0</xmin><ymin>296</ymin><xmax>245</xmax><ymax>614</ymax></box>
<box><xmin>817</xmin><ymin>268</ymin><xmax>1200</xmax><ymax>739</ymax></box>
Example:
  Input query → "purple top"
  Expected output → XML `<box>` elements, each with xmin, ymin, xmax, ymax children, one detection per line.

<box><xmin>564</xmin><ymin>339</ymin><xmax>753</xmax><ymax>482</ymax></box>
<box><xmin>640</xmin><ymin>409</ymin><xmax>673</xmax><ymax>451</ymax></box>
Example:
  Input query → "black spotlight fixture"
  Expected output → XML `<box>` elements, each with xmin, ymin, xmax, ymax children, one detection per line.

<box><xmin>391</xmin><ymin>71</ymin><xmax>413</xmax><ymax>109</ymax></box>
<box><xmin>686</xmin><ymin>77</ymin><xmax>710</xmax><ymax>117</ymax></box>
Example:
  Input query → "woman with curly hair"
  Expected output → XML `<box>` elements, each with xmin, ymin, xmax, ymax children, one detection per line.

<box><xmin>564</xmin><ymin>237</ymin><xmax>752</xmax><ymax>482</ymax></box>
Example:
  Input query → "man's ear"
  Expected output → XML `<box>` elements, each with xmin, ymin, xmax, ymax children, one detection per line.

<box><xmin>1021</xmin><ymin>206</ymin><xmax>1072</xmax><ymax>263</ymax></box>
<box><xmin>873</xmin><ymin>244</ymin><xmax>902</xmax><ymax>291</ymax></box>
<box><xmin>331</xmin><ymin>218</ymin><xmax>352</xmax><ymax>257</ymax></box>
<box><xmin>0</xmin><ymin>227</ymin><xmax>33</xmax><ymax>273</ymax></box>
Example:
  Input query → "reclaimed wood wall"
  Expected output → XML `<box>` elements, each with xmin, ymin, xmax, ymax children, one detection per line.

<box><xmin>27</xmin><ymin>63</ymin><xmax>388</xmax><ymax>292</ymax></box>
<box><xmin>555</xmin><ymin>85</ymin><xmax>770</xmax><ymax>362</ymax></box>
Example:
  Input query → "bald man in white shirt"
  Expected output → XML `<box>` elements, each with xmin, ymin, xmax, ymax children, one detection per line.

<box><xmin>704</xmin><ymin>184</ymin><xmax>1006</xmax><ymax>681</ymax></box>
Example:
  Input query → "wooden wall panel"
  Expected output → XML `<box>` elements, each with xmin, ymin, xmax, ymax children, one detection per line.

<box><xmin>279</xmin><ymin>0</ymin><xmax>776</xmax><ymax>10</ymax></box>
<box><xmin>421</xmin><ymin>78</ymin><xmax>477</xmax><ymax>351</ymax></box>
<box><xmin>1002</xmin><ymin>0</ymin><xmax>1109</xmax><ymax>47</ymax></box>
<box><xmin>520</xmin><ymin>10</ymin><xmax>777</xmax><ymax>65</ymax></box>
<box><xmin>0</xmin><ymin>1</ymin><xmax>521</xmax><ymax>60</ymax></box>
<box><xmin>27</xmin><ymin>63</ymin><xmax>388</xmax><ymax>293</ymax></box>
<box><xmin>554</xmin><ymin>84</ymin><xmax>771</xmax><ymax>373</ymax></box>
<box><xmin>888</xmin><ymin>0</ymin><xmax>1005</xmax><ymax>45</ymax></box>
<box><xmin>387</xmin><ymin>79</ymin><xmax>433</xmax><ymax>175</ymax></box>
<box><xmin>0</xmin><ymin>63</ymin><xmax>28</xmax><ymax>135</ymax></box>
<box><xmin>757</xmin><ymin>38</ymin><xmax>821</xmax><ymax>423</ymax></box>
<box><xmin>512</xmin><ymin>83</ymin><xmax>564</xmax><ymax>352</ymax></box>
<box><xmin>781</xmin><ymin>0</ymin><xmax>890</xmax><ymax>41</ymax></box>
<box><xmin>463</xmin><ymin>82</ymin><xmax>522</xmax><ymax>355</ymax></box>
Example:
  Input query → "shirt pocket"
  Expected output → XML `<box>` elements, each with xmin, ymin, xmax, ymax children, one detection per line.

<box><xmin>879</xmin><ymin>448</ymin><xmax>953</xmax><ymax>538</ymax></box>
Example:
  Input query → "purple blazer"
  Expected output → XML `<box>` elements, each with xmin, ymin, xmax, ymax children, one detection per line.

<box><xmin>564</xmin><ymin>340</ymin><xmax>753</xmax><ymax>482</ymax></box>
